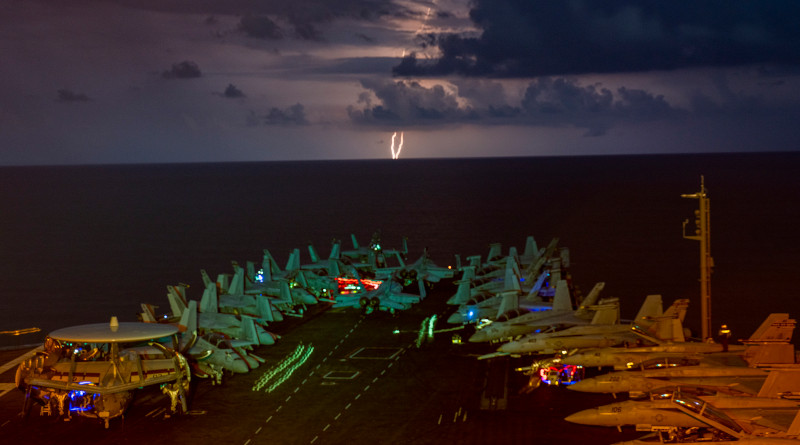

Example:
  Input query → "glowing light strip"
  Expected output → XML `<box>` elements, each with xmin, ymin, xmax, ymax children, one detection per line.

<box><xmin>252</xmin><ymin>344</ymin><xmax>315</xmax><ymax>393</ymax></box>
<box><xmin>0</xmin><ymin>327</ymin><xmax>40</xmax><ymax>336</ymax></box>
<box><xmin>427</xmin><ymin>315</ymin><xmax>436</xmax><ymax>340</ymax></box>
<box><xmin>415</xmin><ymin>317</ymin><xmax>429</xmax><ymax>348</ymax></box>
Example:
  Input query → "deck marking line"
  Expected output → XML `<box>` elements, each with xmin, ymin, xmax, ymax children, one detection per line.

<box><xmin>266</xmin><ymin>416</ymin><xmax>273</xmax><ymax>423</ymax></box>
<box><xmin>255</xmin><ymin>427</ymin><xmax>262</xmax><ymax>435</ymax></box>
<box><xmin>345</xmin><ymin>403</ymin><xmax>352</xmax><ymax>410</ymax></box>
<box><xmin>364</xmin><ymin>385</ymin><xmax>370</xmax><ymax>391</ymax></box>
<box><xmin>310</xmin><ymin>436</ymin><xmax>318</xmax><ymax>444</ymax></box>
<box><xmin>244</xmin><ymin>439</ymin><xmax>251</xmax><ymax>445</ymax></box>
<box><xmin>324</xmin><ymin>424</ymin><xmax>330</xmax><ymax>431</ymax></box>
<box><xmin>335</xmin><ymin>412</ymin><xmax>341</xmax><ymax>420</ymax></box>
<box><xmin>286</xmin><ymin>395</ymin><xmax>292</xmax><ymax>402</ymax></box>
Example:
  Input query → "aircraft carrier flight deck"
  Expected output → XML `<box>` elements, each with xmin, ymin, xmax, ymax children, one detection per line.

<box><xmin>0</xmin><ymin>282</ymin><xmax>643</xmax><ymax>445</ymax></box>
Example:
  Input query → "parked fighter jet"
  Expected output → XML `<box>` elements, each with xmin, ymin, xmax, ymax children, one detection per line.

<box><xmin>494</xmin><ymin>294</ymin><xmax>668</xmax><ymax>356</ymax></box>
<box><xmin>375</xmin><ymin>248</ymin><xmax>454</xmax><ymax>286</ymax></box>
<box><xmin>140</xmin><ymin>294</ymin><xmax>266</xmax><ymax>378</ymax></box>
<box><xmin>560</xmin><ymin>310</ymin><xmax>796</xmax><ymax>371</ymax></box>
<box><xmin>566</xmin><ymin>379</ymin><xmax>800</xmax><ymax>432</ymax></box>
<box><xmin>576</xmin><ymin>388</ymin><xmax>800</xmax><ymax>444</ymax></box>
<box><xmin>568</xmin><ymin>314</ymin><xmax>799</xmax><ymax>398</ymax></box>
<box><xmin>447</xmin><ymin>262</ymin><xmax>553</xmax><ymax>324</ymax></box>
<box><xmin>333</xmin><ymin>273</ymin><xmax>422</xmax><ymax>314</ymax></box>
<box><xmin>14</xmin><ymin>317</ymin><xmax>191</xmax><ymax>427</ymax></box>
<box><xmin>234</xmin><ymin>259</ymin><xmax>318</xmax><ymax>306</ymax></box>
<box><xmin>468</xmin><ymin>282</ymin><xmax>606</xmax><ymax>343</ymax></box>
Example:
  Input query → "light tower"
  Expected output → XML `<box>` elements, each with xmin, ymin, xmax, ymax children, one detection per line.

<box><xmin>682</xmin><ymin>176</ymin><xmax>714</xmax><ymax>341</ymax></box>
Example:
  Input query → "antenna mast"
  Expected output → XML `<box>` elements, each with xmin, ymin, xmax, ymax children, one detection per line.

<box><xmin>682</xmin><ymin>176</ymin><xmax>713</xmax><ymax>340</ymax></box>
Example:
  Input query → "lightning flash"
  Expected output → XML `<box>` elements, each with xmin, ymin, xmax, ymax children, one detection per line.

<box><xmin>390</xmin><ymin>131</ymin><xmax>404</xmax><ymax>159</ymax></box>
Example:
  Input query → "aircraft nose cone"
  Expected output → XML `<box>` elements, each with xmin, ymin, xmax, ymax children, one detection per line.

<box><xmin>564</xmin><ymin>408</ymin><xmax>599</xmax><ymax>425</ymax></box>
<box><xmin>567</xmin><ymin>378</ymin><xmax>598</xmax><ymax>393</ymax></box>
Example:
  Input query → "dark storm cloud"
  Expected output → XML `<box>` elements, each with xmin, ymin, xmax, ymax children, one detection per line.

<box><xmin>111</xmin><ymin>0</ymin><xmax>408</xmax><ymax>28</ymax></box>
<box><xmin>223</xmin><ymin>84</ymin><xmax>246</xmax><ymax>98</ymax></box>
<box><xmin>349</xmin><ymin>77</ymin><xmax>684</xmax><ymax>135</ymax></box>
<box><xmin>347</xmin><ymin>79</ymin><xmax>472</xmax><ymax>126</ymax></box>
<box><xmin>394</xmin><ymin>0</ymin><xmax>800</xmax><ymax>77</ymax></box>
<box><xmin>250</xmin><ymin>104</ymin><xmax>309</xmax><ymax>125</ymax></box>
<box><xmin>162</xmin><ymin>61</ymin><xmax>202</xmax><ymax>79</ymax></box>
<box><xmin>239</xmin><ymin>15</ymin><xmax>283</xmax><ymax>40</ymax></box>
<box><xmin>56</xmin><ymin>89</ymin><xmax>90</xmax><ymax>102</ymax></box>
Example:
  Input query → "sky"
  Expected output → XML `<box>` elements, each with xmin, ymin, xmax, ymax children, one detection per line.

<box><xmin>2</xmin><ymin>0</ymin><xmax>800</xmax><ymax>165</ymax></box>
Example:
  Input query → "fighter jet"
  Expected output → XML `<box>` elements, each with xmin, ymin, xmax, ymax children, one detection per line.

<box><xmin>561</xmin><ymin>312</ymin><xmax>796</xmax><ymax>371</ymax></box>
<box><xmin>14</xmin><ymin>317</ymin><xmax>191</xmax><ymax>427</ymax></box>
<box><xmin>494</xmin><ymin>294</ymin><xmax>670</xmax><ymax>356</ymax></box>
<box><xmin>237</xmin><ymin>257</ymin><xmax>318</xmax><ymax>306</ymax></box>
<box><xmin>141</xmin><ymin>293</ymin><xmax>268</xmax><ymax>377</ymax></box>
<box><xmin>375</xmin><ymin>247</ymin><xmax>454</xmax><ymax>286</ymax></box>
<box><xmin>468</xmin><ymin>281</ymin><xmax>607</xmax><ymax>343</ymax></box>
<box><xmin>574</xmin><ymin>388</ymin><xmax>800</xmax><ymax>444</ymax></box>
<box><xmin>333</xmin><ymin>273</ymin><xmax>422</xmax><ymax>314</ymax></box>
<box><xmin>568</xmin><ymin>314</ymin><xmax>798</xmax><ymax>398</ymax></box>
<box><xmin>447</xmin><ymin>263</ymin><xmax>555</xmax><ymax>324</ymax></box>
<box><xmin>566</xmin><ymin>380</ymin><xmax>800</xmax><ymax>432</ymax></box>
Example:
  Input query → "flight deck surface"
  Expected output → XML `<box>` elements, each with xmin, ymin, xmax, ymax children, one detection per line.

<box><xmin>0</xmin><ymin>284</ymin><xmax>643</xmax><ymax>445</ymax></box>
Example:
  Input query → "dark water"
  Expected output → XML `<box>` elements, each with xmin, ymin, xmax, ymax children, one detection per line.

<box><xmin>1</xmin><ymin>153</ymin><xmax>799</xmax><ymax>348</ymax></box>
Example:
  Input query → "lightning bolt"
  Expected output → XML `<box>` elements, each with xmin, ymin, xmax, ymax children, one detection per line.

<box><xmin>390</xmin><ymin>131</ymin><xmax>404</xmax><ymax>159</ymax></box>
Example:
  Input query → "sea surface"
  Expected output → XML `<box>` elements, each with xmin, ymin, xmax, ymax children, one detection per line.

<box><xmin>1</xmin><ymin>153</ymin><xmax>799</xmax><ymax>349</ymax></box>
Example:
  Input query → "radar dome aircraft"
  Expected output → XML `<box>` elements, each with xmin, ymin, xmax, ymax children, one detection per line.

<box><xmin>14</xmin><ymin>317</ymin><xmax>191</xmax><ymax>427</ymax></box>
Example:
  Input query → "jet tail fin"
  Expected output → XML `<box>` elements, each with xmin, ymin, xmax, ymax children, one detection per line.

<box><xmin>140</xmin><ymin>304</ymin><xmax>158</xmax><ymax>322</ymax></box>
<box><xmin>201</xmin><ymin>269</ymin><xmax>213</xmax><ymax>288</ymax></box>
<box><xmin>167</xmin><ymin>285</ymin><xmax>189</xmax><ymax>318</ymax></box>
<box><xmin>633</xmin><ymin>294</ymin><xmax>663</xmax><ymax>327</ymax></box>
<box><xmin>256</xmin><ymin>295</ymin><xmax>274</xmax><ymax>323</ymax></box>
<box><xmin>551</xmin><ymin>279</ymin><xmax>572</xmax><ymax>312</ymax></box>
<box><xmin>742</xmin><ymin>314</ymin><xmax>797</xmax><ymax>366</ymax></box>
<box><xmin>240</xmin><ymin>315</ymin><xmax>259</xmax><ymax>345</ymax></box>
<box><xmin>447</xmin><ymin>266</ymin><xmax>474</xmax><ymax>305</ymax></box>
<box><xmin>574</xmin><ymin>282</ymin><xmax>605</xmax><ymax>318</ymax></box>
<box><xmin>589</xmin><ymin>299</ymin><xmax>620</xmax><ymax>325</ymax></box>
<box><xmin>329</xmin><ymin>240</ymin><xmax>341</xmax><ymax>260</ymax></box>
<box><xmin>279</xmin><ymin>280</ymin><xmax>294</xmax><ymax>305</ymax></box>
<box><xmin>177</xmin><ymin>300</ymin><xmax>197</xmax><ymax>333</ymax></box>
<box><xmin>228</xmin><ymin>265</ymin><xmax>245</xmax><ymax>295</ymax></box>
<box><xmin>644</xmin><ymin>299</ymin><xmax>690</xmax><ymax>342</ymax></box>
<box><xmin>487</xmin><ymin>243</ymin><xmax>502</xmax><ymax>262</ymax></box>
<box><xmin>756</xmin><ymin>368</ymin><xmax>800</xmax><ymax>398</ymax></box>
<box><xmin>308</xmin><ymin>243</ymin><xmax>320</xmax><ymax>264</ymax></box>
<box><xmin>286</xmin><ymin>248</ymin><xmax>301</xmax><ymax>272</ymax></box>
<box><xmin>496</xmin><ymin>291</ymin><xmax>519</xmax><ymax>318</ymax></box>
<box><xmin>501</xmin><ymin>258</ymin><xmax>521</xmax><ymax>293</ymax></box>
<box><xmin>199</xmin><ymin>282</ymin><xmax>219</xmax><ymax>313</ymax></box>
<box><xmin>522</xmin><ymin>236</ymin><xmax>538</xmax><ymax>261</ymax></box>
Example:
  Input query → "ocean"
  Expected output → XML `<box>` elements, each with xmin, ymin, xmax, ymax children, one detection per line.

<box><xmin>1</xmin><ymin>152</ymin><xmax>799</xmax><ymax>349</ymax></box>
